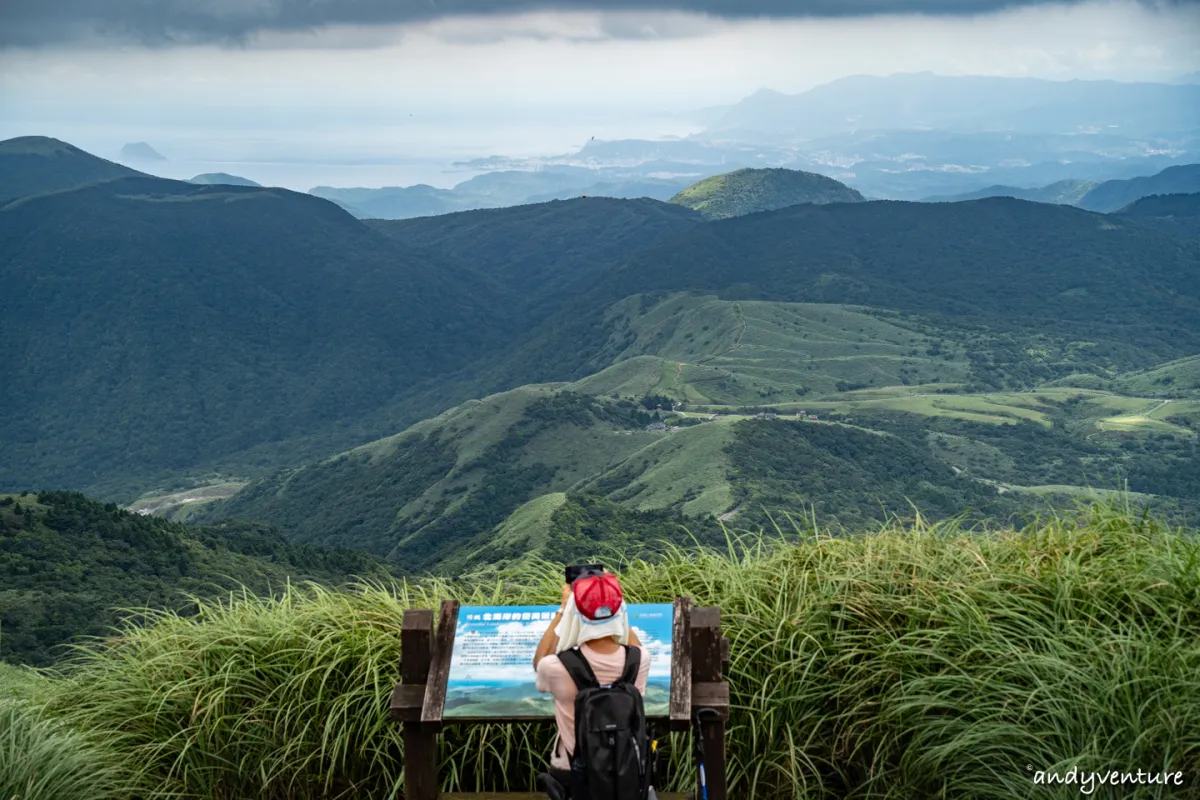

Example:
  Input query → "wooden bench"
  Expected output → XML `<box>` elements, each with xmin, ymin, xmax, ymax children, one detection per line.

<box><xmin>390</xmin><ymin>597</ymin><xmax>730</xmax><ymax>800</ymax></box>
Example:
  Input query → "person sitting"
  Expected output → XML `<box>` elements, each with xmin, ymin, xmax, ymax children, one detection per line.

<box><xmin>532</xmin><ymin>570</ymin><xmax>649</xmax><ymax>798</ymax></box>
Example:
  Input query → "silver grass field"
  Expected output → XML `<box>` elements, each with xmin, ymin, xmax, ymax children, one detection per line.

<box><xmin>2</xmin><ymin>502</ymin><xmax>1198</xmax><ymax>800</ymax></box>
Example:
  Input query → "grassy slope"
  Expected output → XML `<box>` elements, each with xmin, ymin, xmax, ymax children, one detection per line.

<box><xmin>10</xmin><ymin>505</ymin><xmax>1198</xmax><ymax>800</ymax></box>
<box><xmin>573</xmin><ymin>294</ymin><xmax>972</xmax><ymax>404</ymax></box>
<box><xmin>668</xmin><ymin>167</ymin><xmax>865</xmax><ymax>220</ymax></box>
<box><xmin>1115</xmin><ymin>355</ymin><xmax>1200</xmax><ymax>398</ymax></box>
<box><xmin>482</xmin><ymin>197</ymin><xmax>1200</xmax><ymax>401</ymax></box>
<box><xmin>203</xmin><ymin>291</ymin><xmax>1200</xmax><ymax>572</ymax></box>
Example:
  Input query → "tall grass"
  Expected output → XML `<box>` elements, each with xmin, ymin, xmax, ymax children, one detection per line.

<box><xmin>1</xmin><ymin>664</ymin><xmax>138</xmax><ymax>800</ymax></box>
<box><xmin>19</xmin><ymin>502</ymin><xmax>1200</xmax><ymax>799</ymax></box>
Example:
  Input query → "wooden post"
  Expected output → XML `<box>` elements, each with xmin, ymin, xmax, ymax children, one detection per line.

<box><xmin>668</xmin><ymin>597</ymin><xmax>693</xmax><ymax>733</ymax></box>
<box><xmin>422</xmin><ymin>600</ymin><xmax>459</xmax><ymax>731</ymax></box>
<box><xmin>395</xmin><ymin>609</ymin><xmax>438</xmax><ymax>800</ymax></box>
<box><xmin>691</xmin><ymin>606</ymin><xmax>729</xmax><ymax>800</ymax></box>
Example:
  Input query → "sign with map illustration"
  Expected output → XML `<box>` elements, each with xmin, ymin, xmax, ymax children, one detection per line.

<box><xmin>443</xmin><ymin>603</ymin><xmax>673</xmax><ymax>719</ymax></box>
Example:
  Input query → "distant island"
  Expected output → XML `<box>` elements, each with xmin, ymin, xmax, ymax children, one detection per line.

<box><xmin>120</xmin><ymin>141</ymin><xmax>166</xmax><ymax>162</ymax></box>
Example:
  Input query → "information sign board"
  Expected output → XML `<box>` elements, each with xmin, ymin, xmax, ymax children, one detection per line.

<box><xmin>444</xmin><ymin>603</ymin><xmax>673</xmax><ymax>718</ymax></box>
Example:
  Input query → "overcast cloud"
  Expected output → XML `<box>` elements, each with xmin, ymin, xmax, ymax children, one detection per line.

<box><xmin>1</xmin><ymin>0</ymin><xmax>1197</xmax><ymax>48</ymax></box>
<box><xmin>0</xmin><ymin>0</ymin><xmax>1196</xmax><ymax>190</ymax></box>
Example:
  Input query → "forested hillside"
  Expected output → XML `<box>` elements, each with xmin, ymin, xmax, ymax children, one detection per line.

<box><xmin>476</xmin><ymin>197</ymin><xmax>1200</xmax><ymax>396</ymax></box>
<box><xmin>1115</xmin><ymin>192</ymin><xmax>1200</xmax><ymax>238</ymax></box>
<box><xmin>0</xmin><ymin>491</ymin><xmax>393</xmax><ymax>666</ymax></box>
<box><xmin>0</xmin><ymin>136</ymin><xmax>142</xmax><ymax>203</ymax></box>
<box><xmin>0</xmin><ymin>173</ymin><xmax>509</xmax><ymax>496</ymax></box>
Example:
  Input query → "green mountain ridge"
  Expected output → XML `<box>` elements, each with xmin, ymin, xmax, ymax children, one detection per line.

<box><xmin>476</xmin><ymin>196</ymin><xmax>1200</xmax><ymax>401</ymax></box>
<box><xmin>1113</xmin><ymin>192</ymin><xmax>1200</xmax><ymax>238</ymax></box>
<box><xmin>0</xmin><ymin>172</ymin><xmax>509</xmax><ymax>496</ymax></box>
<box><xmin>667</xmin><ymin>167</ymin><xmax>865</xmax><ymax>219</ymax></box>
<box><xmin>0</xmin><ymin>135</ymin><xmax>143</xmax><ymax>203</ymax></box>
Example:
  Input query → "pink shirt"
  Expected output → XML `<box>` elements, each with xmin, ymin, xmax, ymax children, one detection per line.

<box><xmin>535</xmin><ymin>643</ymin><xmax>651</xmax><ymax>770</ymax></box>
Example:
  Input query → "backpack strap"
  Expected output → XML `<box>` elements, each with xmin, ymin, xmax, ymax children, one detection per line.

<box><xmin>557</xmin><ymin>647</ymin><xmax>599</xmax><ymax>691</ymax></box>
<box><xmin>618</xmin><ymin>645</ymin><xmax>642</xmax><ymax>686</ymax></box>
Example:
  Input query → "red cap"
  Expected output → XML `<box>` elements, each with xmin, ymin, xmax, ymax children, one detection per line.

<box><xmin>573</xmin><ymin>573</ymin><xmax>624</xmax><ymax>621</ymax></box>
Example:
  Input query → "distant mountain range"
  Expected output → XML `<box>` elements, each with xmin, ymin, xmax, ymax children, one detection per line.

<box><xmin>309</xmin><ymin>170</ymin><xmax>696</xmax><ymax>220</ymax></box>
<box><xmin>706</xmin><ymin>73</ymin><xmax>1200</xmax><ymax>139</ymax></box>
<box><xmin>446</xmin><ymin>74</ymin><xmax>1199</xmax><ymax>204</ymax></box>
<box><xmin>189</xmin><ymin>172</ymin><xmax>261</xmax><ymax>187</ymax></box>
<box><xmin>926</xmin><ymin>164</ymin><xmax>1200</xmax><ymax>212</ymax></box>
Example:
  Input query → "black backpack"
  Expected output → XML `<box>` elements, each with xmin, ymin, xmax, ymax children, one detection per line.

<box><xmin>557</xmin><ymin>646</ymin><xmax>652</xmax><ymax>800</ymax></box>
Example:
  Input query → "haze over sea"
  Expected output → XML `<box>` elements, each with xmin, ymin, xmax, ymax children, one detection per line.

<box><xmin>0</xmin><ymin>114</ymin><xmax>704</xmax><ymax>190</ymax></box>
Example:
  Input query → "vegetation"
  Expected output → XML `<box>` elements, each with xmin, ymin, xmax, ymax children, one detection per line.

<box><xmin>369</xmin><ymin>196</ymin><xmax>700</xmax><ymax>320</ymax></box>
<box><xmin>187</xmin><ymin>173</ymin><xmax>261</xmax><ymax>187</ymax></box>
<box><xmin>928</xmin><ymin>165</ymin><xmax>1200</xmax><ymax>215</ymax></box>
<box><xmin>1116</xmin><ymin>192</ymin><xmax>1200</xmax><ymax>239</ymax></box>
<box><xmin>668</xmin><ymin>167</ymin><xmax>864</xmax><ymax>220</ymax></box>
<box><xmin>0</xmin><ymin>172</ymin><xmax>508</xmax><ymax>498</ymax></box>
<box><xmin>0</xmin><ymin>135</ymin><xmax>141</xmax><ymax>203</ymax></box>
<box><xmin>0</xmin><ymin>491</ymin><xmax>396</xmax><ymax>666</ymax></box>
<box><xmin>925</xmin><ymin>178</ymin><xmax>1098</xmax><ymax>205</ymax></box>
<box><xmin>5</xmin><ymin>503</ymin><xmax>1198</xmax><ymax>799</ymax></box>
<box><xmin>480</xmin><ymin>197</ymin><xmax>1200</xmax><ymax>401</ymax></box>
<box><xmin>1077</xmin><ymin>164</ymin><xmax>1200</xmax><ymax>213</ymax></box>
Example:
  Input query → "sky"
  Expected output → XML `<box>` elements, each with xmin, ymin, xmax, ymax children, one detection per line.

<box><xmin>1</xmin><ymin>0</ymin><xmax>1197</xmax><ymax>189</ymax></box>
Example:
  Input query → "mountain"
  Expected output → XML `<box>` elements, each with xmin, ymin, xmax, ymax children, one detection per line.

<box><xmin>189</xmin><ymin>172</ymin><xmax>261</xmax><ymax>187</ymax></box>
<box><xmin>1075</xmin><ymin>164</ymin><xmax>1200</xmax><ymax>212</ymax></box>
<box><xmin>707</xmin><ymin>73</ymin><xmax>1200</xmax><ymax>138</ymax></box>
<box><xmin>206</xmin><ymin>380</ymin><xmax>1021</xmax><ymax>574</ymax></box>
<box><xmin>368</xmin><ymin>197</ymin><xmax>702</xmax><ymax>317</ymax></box>
<box><xmin>0</xmin><ymin>136</ymin><xmax>142</xmax><ymax>203</ymax></box>
<box><xmin>207</xmin><ymin>286</ymin><xmax>1200</xmax><ymax>574</ymax></box>
<box><xmin>309</xmin><ymin>184</ymin><xmax>496</xmax><ymax>220</ymax></box>
<box><xmin>314</xmin><ymin>170</ymin><xmax>701</xmax><ymax>221</ymax></box>
<box><xmin>0</xmin><ymin>490</ymin><xmax>394</xmax><ymax>666</ymax></box>
<box><xmin>119</xmin><ymin>142</ymin><xmax>166</xmax><ymax>162</ymax></box>
<box><xmin>524</xmin><ymin>177</ymin><xmax>693</xmax><ymax>204</ymax></box>
<box><xmin>1114</xmin><ymin>356</ymin><xmax>1200</xmax><ymax>399</ymax></box>
<box><xmin>483</xmin><ymin>197</ymin><xmax>1200</xmax><ymax>398</ymax></box>
<box><xmin>0</xmin><ymin>170</ymin><xmax>509</xmax><ymax>497</ymax></box>
<box><xmin>921</xmin><ymin>164</ymin><xmax>1200</xmax><ymax>213</ymax></box>
<box><xmin>668</xmin><ymin>168</ymin><xmax>865</xmax><ymax>220</ymax></box>
<box><xmin>924</xmin><ymin>179</ymin><xmax>1098</xmax><ymax>205</ymax></box>
<box><xmin>1113</xmin><ymin>193</ymin><xmax>1200</xmax><ymax>238</ymax></box>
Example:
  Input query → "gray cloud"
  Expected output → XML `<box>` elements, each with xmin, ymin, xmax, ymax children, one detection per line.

<box><xmin>4</xmin><ymin>0</ymin><xmax>1190</xmax><ymax>48</ymax></box>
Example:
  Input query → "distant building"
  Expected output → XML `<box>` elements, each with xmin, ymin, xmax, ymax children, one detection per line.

<box><xmin>646</xmin><ymin>422</ymin><xmax>667</xmax><ymax>432</ymax></box>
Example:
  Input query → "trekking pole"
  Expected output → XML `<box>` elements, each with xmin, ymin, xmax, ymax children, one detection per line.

<box><xmin>692</xmin><ymin>707</ymin><xmax>720</xmax><ymax>800</ymax></box>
